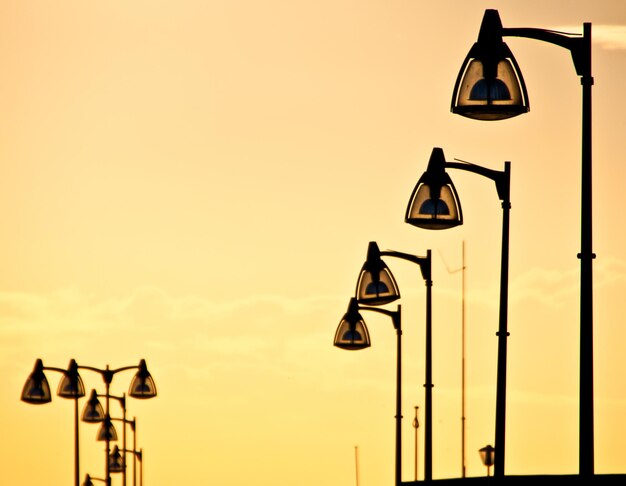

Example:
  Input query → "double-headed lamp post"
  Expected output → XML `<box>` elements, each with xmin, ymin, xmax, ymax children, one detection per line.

<box><xmin>21</xmin><ymin>359</ymin><xmax>86</xmax><ymax>486</ymax></box>
<box><xmin>405</xmin><ymin>147</ymin><xmax>511</xmax><ymax>478</ymax></box>
<box><xmin>355</xmin><ymin>241</ymin><xmax>434</xmax><ymax>481</ymax></box>
<box><xmin>450</xmin><ymin>9</ymin><xmax>594</xmax><ymax>476</ymax></box>
<box><xmin>334</xmin><ymin>297</ymin><xmax>402</xmax><ymax>486</ymax></box>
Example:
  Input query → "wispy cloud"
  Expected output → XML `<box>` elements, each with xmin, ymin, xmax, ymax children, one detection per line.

<box><xmin>557</xmin><ymin>24</ymin><xmax>626</xmax><ymax>50</ymax></box>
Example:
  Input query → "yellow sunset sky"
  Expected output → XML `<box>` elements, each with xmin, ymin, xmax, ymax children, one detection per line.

<box><xmin>2</xmin><ymin>0</ymin><xmax>626</xmax><ymax>485</ymax></box>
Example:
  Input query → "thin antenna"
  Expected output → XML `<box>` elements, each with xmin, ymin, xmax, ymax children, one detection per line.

<box><xmin>355</xmin><ymin>445</ymin><xmax>360</xmax><ymax>486</ymax></box>
<box><xmin>438</xmin><ymin>241</ymin><xmax>467</xmax><ymax>478</ymax></box>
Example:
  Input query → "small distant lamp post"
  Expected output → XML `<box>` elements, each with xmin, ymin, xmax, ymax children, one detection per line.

<box><xmin>406</xmin><ymin>147</ymin><xmax>510</xmax><ymax>479</ymax></box>
<box><xmin>450</xmin><ymin>8</ymin><xmax>594</xmax><ymax>477</ymax></box>
<box><xmin>479</xmin><ymin>445</ymin><xmax>496</xmax><ymax>477</ymax></box>
<box><xmin>334</xmin><ymin>298</ymin><xmax>402</xmax><ymax>486</ymax></box>
<box><xmin>21</xmin><ymin>359</ymin><xmax>86</xmax><ymax>486</ymax></box>
<box><xmin>355</xmin><ymin>241</ymin><xmax>434</xmax><ymax>482</ymax></box>
<box><xmin>412</xmin><ymin>406</ymin><xmax>419</xmax><ymax>481</ymax></box>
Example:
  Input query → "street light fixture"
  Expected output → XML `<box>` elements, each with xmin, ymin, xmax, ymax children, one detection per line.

<box><xmin>356</xmin><ymin>241</ymin><xmax>434</xmax><ymax>482</ymax></box>
<box><xmin>82</xmin><ymin>474</ymin><xmax>107</xmax><ymax>486</ymax></box>
<box><xmin>109</xmin><ymin>446</ymin><xmax>144</xmax><ymax>486</ymax></box>
<box><xmin>21</xmin><ymin>359</ymin><xmax>86</xmax><ymax>486</ymax></box>
<box><xmin>406</xmin><ymin>147</ymin><xmax>511</xmax><ymax>479</ymax></box>
<box><xmin>479</xmin><ymin>445</ymin><xmax>496</xmax><ymax>477</ymax></box>
<box><xmin>450</xmin><ymin>8</ymin><xmax>594</xmax><ymax>478</ymax></box>
<box><xmin>334</xmin><ymin>298</ymin><xmax>402</xmax><ymax>486</ymax></box>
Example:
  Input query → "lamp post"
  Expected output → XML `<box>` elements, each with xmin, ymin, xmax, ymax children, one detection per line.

<box><xmin>334</xmin><ymin>298</ymin><xmax>402</xmax><ymax>486</ymax></box>
<box><xmin>450</xmin><ymin>9</ymin><xmax>594</xmax><ymax>476</ymax></box>
<box><xmin>354</xmin><ymin>241</ymin><xmax>434</xmax><ymax>481</ymax></box>
<box><xmin>110</xmin><ymin>445</ymin><xmax>143</xmax><ymax>486</ymax></box>
<box><xmin>479</xmin><ymin>445</ymin><xmax>496</xmax><ymax>477</ymax></box>
<box><xmin>412</xmin><ymin>406</ymin><xmax>419</xmax><ymax>481</ymax></box>
<box><xmin>21</xmin><ymin>359</ymin><xmax>86</xmax><ymax>486</ymax></box>
<box><xmin>406</xmin><ymin>147</ymin><xmax>511</xmax><ymax>478</ymax></box>
<box><xmin>78</xmin><ymin>360</ymin><xmax>157</xmax><ymax>486</ymax></box>
<box><xmin>83</xmin><ymin>390</ymin><xmax>135</xmax><ymax>486</ymax></box>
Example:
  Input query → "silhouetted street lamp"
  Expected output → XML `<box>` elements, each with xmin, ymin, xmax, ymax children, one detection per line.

<box><xmin>21</xmin><ymin>359</ymin><xmax>86</xmax><ymax>486</ymax></box>
<box><xmin>334</xmin><ymin>298</ymin><xmax>402</xmax><ymax>486</ymax></box>
<box><xmin>450</xmin><ymin>9</ymin><xmax>594</xmax><ymax>477</ymax></box>
<box><xmin>355</xmin><ymin>241</ymin><xmax>434</xmax><ymax>481</ymax></box>
<box><xmin>78</xmin><ymin>361</ymin><xmax>156</xmax><ymax>486</ymax></box>
<box><xmin>406</xmin><ymin>147</ymin><xmax>511</xmax><ymax>479</ymax></box>
<box><xmin>479</xmin><ymin>445</ymin><xmax>495</xmax><ymax>477</ymax></box>
<box><xmin>109</xmin><ymin>445</ymin><xmax>144</xmax><ymax>486</ymax></box>
<box><xmin>412</xmin><ymin>406</ymin><xmax>419</xmax><ymax>481</ymax></box>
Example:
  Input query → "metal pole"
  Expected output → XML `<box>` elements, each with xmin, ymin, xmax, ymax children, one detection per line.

<box><xmin>395</xmin><ymin>306</ymin><xmax>403</xmax><ymax>486</ymax></box>
<box><xmin>424</xmin><ymin>250</ymin><xmax>433</xmax><ymax>481</ymax></box>
<box><xmin>413</xmin><ymin>406</ymin><xmax>419</xmax><ymax>481</ymax></box>
<box><xmin>494</xmin><ymin>162</ymin><xmax>511</xmax><ymax>478</ymax></box>
<box><xmin>74</xmin><ymin>396</ymin><xmax>80</xmax><ymax>486</ymax></box>
<box><xmin>461</xmin><ymin>241</ymin><xmax>467</xmax><ymax>479</ymax></box>
<box><xmin>579</xmin><ymin>21</ymin><xmax>594</xmax><ymax>478</ymax></box>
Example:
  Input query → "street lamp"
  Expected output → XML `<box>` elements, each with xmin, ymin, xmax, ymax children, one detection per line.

<box><xmin>479</xmin><ymin>445</ymin><xmax>496</xmax><ymax>477</ymax></box>
<box><xmin>412</xmin><ymin>406</ymin><xmax>419</xmax><ymax>481</ymax></box>
<box><xmin>406</xmin><ymin>147</ymin><xmax>511</xmax><ymax>479</ymax></box>
<box><xmin>21</xmin><ymin>359</ymin><xmax>86</xmax><ymax>486</ymax></box>
<box><xmin>78</xmin><ymin>361</ymin><xmax>156</xmax><ymax>486</ymax></box>
<box><xmin>83</xmin><ymin>390</ymin><xmax>135</xmax><ymax>486</ymax></box>
<box><xmin>355</xmin><ymin>241</ymin><xmax>434</xmax><ymax>481</ymax></box>
<box><xmin>109</xmin><ymin>445</ymin><xmax>143</xmax><ymax>486</ymax></box>
<box><xmin>450</xmin><ymin>9</ymin><xmax>594</xmax><ymax>477</ymax></box>
<box><xmin>334</xmin><ymin>298</ymin><xmax>402</xmax><ymax>486</ymax></box>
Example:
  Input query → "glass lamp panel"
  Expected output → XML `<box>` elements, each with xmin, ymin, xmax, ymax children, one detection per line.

<box><xmin>97</xmin><ymin>420</ymin><xmax>118</xmax><ymax>442</ymax></box>
<box><xmin>21</xmin><ymin>373</ymin><xmax>52</xmax><ymax>404</ymax></box>
<box><xmin>405</xmin><ymin>183</ymin><xmax>462</xmax><ymax>230</ymax></box>
<box><xmin>356</xmin><ymin>267</ymin><xmax>399</xmax><ymax>306</ymax></box>
<box><xmin>453</xmin><ymin>58</ymin><xmax>528</xmax><ymax>120</ymax></box>
<box><xmin>128</xmin><ymin>373</ymin><xmax>157</xmax><ymax>399</ymax></box>
<box><xmin>109</xmin><ymin>447</ymin><xmax>124</xmax><ymax>473</ymax></box>
<box><xmin>333</xmin><ymin>318</ymin><xmax>371</xmax><ymax>350</ymax></box>
<box><xmin>58</xmin><ymin>373</ymin><xmax>86</xmax><ymax>399</ymax></box>
<box><xmin>82</xmin><ymin>395</ymin><xmax>105</xmax><ymax>423</ymax></box>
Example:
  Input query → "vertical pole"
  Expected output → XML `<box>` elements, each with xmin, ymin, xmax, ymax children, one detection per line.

<box><xmin>424</xmin><ymin>250</ymin><xmax>433</xmax><ymax>481</ymax></box>
<box><xmin>74</xmin><ymin>396</ymin><xmax>80</xmax><ymax>486</ymax></box>
<box><xmin>413</xmin><ymin>406</ymin><xmax>419</xmax><ymax>481</ymax></box>
<box><xmin>395</xmin><ymin>305</ymin><xmax>402</xmax><ymax>486</ymax></box>
<box><xmin>354</xmin><ymin>446</ymin><xmax>360</xmax><ymax>486</ymax></box>
<box><xmin>461</xmin><ymin>241</ymin><xmax>467</xmax><ymax>479</ymax></box>
<box><xmin>494</xmin><ymin>162</ymin><xmax>511</xmax><ymax>478</ymax></box>
<box><xmin>579</xmin><ymin>22</ymin><xmax>594</xmax><ymax>478</ymax></box>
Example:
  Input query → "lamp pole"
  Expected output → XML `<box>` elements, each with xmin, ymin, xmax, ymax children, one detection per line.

<box><xmin>451</xmin><ymin>10</ymin><xmax>594</xmax><ymax>476</ymax></box>
<box><xmin>334</xmin><ymin>299</ymin><xmax>402</xmax><ymax>486</ymax></box>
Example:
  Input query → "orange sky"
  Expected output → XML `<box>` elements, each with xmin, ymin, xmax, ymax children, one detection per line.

<box><xmin>2</xmin><ymin>1</ymin><xmax>626</xmax><ymax>485</ymax></box>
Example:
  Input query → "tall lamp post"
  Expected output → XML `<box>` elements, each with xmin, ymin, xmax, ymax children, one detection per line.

<box><xmin>21</xmin><ymin>359</ymin><xmax>86</xmax><ymax>486</ymax></box>
<box><xmin>449</xmin><ymin>9</ymin><xmax>594</xmax><ymax>476</ymax></box>
<box><xmin>78</xmin><ymin>360</ymin><xmax>157</xmax><ymax>486</ymax></box>
<box><xmin>354</xmin><ymin>241</ymin><xmax>434</xmax><ymax>481</ymax></box>
<box><xmin>334</xmin><ymin>298</ymin><xmax>402</xmax><ymax>486</ymax></box>
<box><xmin>405</xmin><ymin>147</ymin><xmax>511</xmax><ymax>478</ymax></box>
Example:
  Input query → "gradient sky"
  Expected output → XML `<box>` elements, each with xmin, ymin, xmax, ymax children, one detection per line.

<box><xmin>2</xmin><ymin>1</ymin><xmax>626</xmax><ymax>485</ymax></box>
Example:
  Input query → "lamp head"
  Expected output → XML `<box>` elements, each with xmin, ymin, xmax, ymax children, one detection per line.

<box><xmin>109</xmin><ymin>445</ymin><xmax>124</xmax><ymax>473</ymax></box>
<box><xmin>128</xmin><ymin>359</ymin><xmax>157</xmax><ymax>399</ymax></box>
<box><xmin>21</xmin><ymin>359</ymin><xmax>52</xmax><ymax>404</ymax></box>
<box><xmin>355</xmin><ymin>242</ymin><xmax>400</xmax><ymax>306</ymax></box>
<box><xmin>405</xmin><ymin>147</ymin><xmax>463</xmax><ymax>229</ymax></box>
<box><xmin>451</xmin><ymin>9</ymin><xmax>529</xmax><ymax>120</ymax></box>
<box><xmin>82</xmin><ymin>389</ymin><xmax>106</xmax><ymax>423</ymax></box>
<box><xmin>97</xmin><ymin>415</ymin><xmax>118</xmax><ymax>442</ymax></box>
<box><xmin>479</xmin><ymin>444</ymin><xmax>496</xmax><ymax>467</ymax></box>
<box><xmin>333</xmin><ymin>298</ymin><xmax>371</xmax><ymax>350</ymax></box>
<box><xmin>57</xmin><ymin>359</ymin><xmax>86</xmax><ymax>399</ymax></box>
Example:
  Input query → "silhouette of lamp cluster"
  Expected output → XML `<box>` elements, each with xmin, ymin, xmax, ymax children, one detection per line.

<box><xmin>21</xmin><ymin>358</ymin><xmax>156</xmax><ymax>486</ymax></box>
<box><xmin>449</xmin><ymin>8</ymin><xmax>594</xmax><ymax>478</ymax></box>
